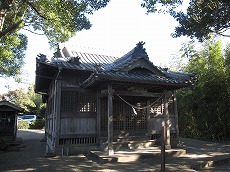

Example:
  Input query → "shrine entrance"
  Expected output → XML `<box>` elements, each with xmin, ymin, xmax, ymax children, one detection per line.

<box><xmin>101</xmin><ymin>96</ymin><xmax>147</xmax><ymax>132</ymax></box>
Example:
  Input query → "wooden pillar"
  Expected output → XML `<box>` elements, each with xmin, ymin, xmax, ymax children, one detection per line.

<box><xmin>163</xmin><ymin>90</ymin><xmax>171</xmax><ymax>149</ymax></box>
<box><xmin>147</xmin><ymin>100</ymin><xmax>150</xmax><ymax>136</ymax></box>
<box><xmin>161</xmin><ymin>124</ymin><xmax>166</xmax><ymax>172</ymax></box>
<box><xmin>96</xmin><ymin>92</ymin><xmax>101</xmax><ymax>144</ymax></box>
<box><xmin>46</xmin><ymin>69</ymin><xmax>61</xmax><ymax>156</ymax></box>
<box><xmin>14</xmin><ymin>111</ymin><xmax>17</xmax><ymax>140</ymax></box>
<box><xmin>107</xmin><ymin>84</ymin><xmax>114</xmax><ymax>155</ymax></box>
<box><xmin>173</xmin><ymin>90</ymin><xmax>179</xmax><ymax>139</ymax></box>
<box><xmin>55</xmin><ymin>79</ymin><xmax>61</xmax><ymax>150</ymax></box>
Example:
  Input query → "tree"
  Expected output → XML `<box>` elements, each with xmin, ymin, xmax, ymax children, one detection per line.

<box><xmin>0</xmin><ymin>0</ymin><xmax>110</xmax><ymax>77</ymax></box>
<box><xmin>141</xmin><ymin>0</ymin><xmax>230</xmax><ymax>41</ymax></box>
<box><xmin>176</xmin><ymin>40</ymin><xmax>230</xmax><ymax>140</ymax></box>
<box><xmin>0</xmin><ymin>33</ymin><xmax>27</xmax><ymax>77</ymax></box>
<box><xmin>0</xmin><ymin>84</ymin><xmax>46</xmax><ymax>117</ymax></box>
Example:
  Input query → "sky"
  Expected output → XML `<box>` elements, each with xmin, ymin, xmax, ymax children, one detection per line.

<box><xmin>0</xmin><ymin>0</ymin><xmax>229</xmax><ymax>94</ymax></box>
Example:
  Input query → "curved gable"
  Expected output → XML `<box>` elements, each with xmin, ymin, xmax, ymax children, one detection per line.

<box><xmin>106</xmin><ymin>42</ymin><xmax>165</xmax><ymax>77</ymax></box>
<box><xmin>121</xmin><ymin>58</ymin><xmax>165</xmax><ymax>77</ymax></box>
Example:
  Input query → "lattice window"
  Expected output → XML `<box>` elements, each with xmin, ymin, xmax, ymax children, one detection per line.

<box><xmin>126</xmin><ymin>97</ymin><xmax>147</xmax><ymax>130</ymax></box>
<box><xmin>124</xmin><ymin>102</ymin><xmax>136</xmax><ymax>130</ymax></box>
<box><xmin>0</xmin><ymin>112</ymin><xmax>15</xmax><ymax>127</ymax></box>
<box><xmin>100</xmin><ymin>98</ymin><xmax>108</xmax><ymax>131</ymax></box>
<box><xmin>59</xmin><ymin>137</ymin><xmax>97</xmax><ymax>145</ymax></box>
<box><xmin>61</xmin><ymin>91</ymin><xmax>96</xmax><ymax>112</ymax></box>
<box><xmin>113</xmin><ymin>98</ymin><xmax>125</xmax><ymax>130</ymax></box>
<box><xmin>149</xmin><ymin>98</ymin><xmax>163</xmax><ymax>117</ymax></box>
<box><xmin>100</xmin><ymin>96</ymin><xmax>147</xmax><ymax>131</ymax></box>
<box><xmin>135</xmin><ymin>103</ymin><xmax>147</xmax><ymax>130</ymax></box>
<box><xmin>168</xmin><ymin>97</ymin><xmax>175</xmax><ymax>116</ymax></box>
<box><xmin>149</xmin><ymin>97</ymin><xmax>174</xmax><ymax>117</ymax></box>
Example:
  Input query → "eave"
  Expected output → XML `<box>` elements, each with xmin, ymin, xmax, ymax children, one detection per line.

<box><xmin>80</xmin><ymin>71</ymin><xmax>192</xmax><ymax>90</ymax></box>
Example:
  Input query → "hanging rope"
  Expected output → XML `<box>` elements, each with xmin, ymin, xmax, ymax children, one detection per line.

<box><xmin>115</xmin><ymin>92</ymin><xmax>164</xmax><ymax>110</ymax></box>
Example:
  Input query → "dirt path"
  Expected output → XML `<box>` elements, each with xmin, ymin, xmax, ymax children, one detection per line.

<box><xmin>0</xmin><ymin>129</ymin><xmax>191</xmax><ymax>172</ymax></box>
<box><xmin>0</xmin><ymin>130</ymin><xmax>230</xmax><ymax>172</ymax></box>
<box><xmin>0</xmin><ymin>129</ymin><xmax>161</xmax><ymax>172</ymax></box>
<box><xmin>17</xmin><ymin>129</ymin><xmax>45</xmax><ymax>140</ymax></box>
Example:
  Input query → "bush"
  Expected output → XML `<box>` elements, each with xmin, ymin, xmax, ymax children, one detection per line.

<box><xmin>18</xmin><ymin>120</ymin><xmax>30</xmax><ymax>129</ymax></box>
<box><xmin>29</xmin><ymin>119</ymin><xmax>45</xmax><ymax>129</ymax></box>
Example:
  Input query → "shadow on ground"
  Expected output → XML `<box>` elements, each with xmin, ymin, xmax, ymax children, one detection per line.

<box><xmin>0</xmin><ymin>130</ymin><xmax>230</xmax><ymax>172</ymax></box>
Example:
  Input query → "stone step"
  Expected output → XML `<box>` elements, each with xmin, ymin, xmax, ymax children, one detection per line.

<box><xmin>90</xmin><ymin>148</ymin><xmax>187</xmax><ymax>163</ymax></box>
<box><xmin>102</xmin><ymin>140</ymin><xmax>158</xmax><ymax>151</ymax></box>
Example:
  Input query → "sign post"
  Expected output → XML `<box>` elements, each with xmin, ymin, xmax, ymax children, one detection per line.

<box><xmin>161</xmin><ymin>122</ymin><xmax>166</xmax><ymax>172</ymax></box>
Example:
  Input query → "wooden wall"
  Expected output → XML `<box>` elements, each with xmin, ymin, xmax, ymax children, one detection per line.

<box><xmin>58</xmin><ymin>90</ymin><xmax>98</xmax><ymax>146</ymax></box>
<box><xmin>0</xmin><ymin>111</ymin><xmax>17</xmax><ymax>139</ymax></box>
<box><xmin>45</xmin><ymin>79</ymin><xmax>57</xmax><ymax>153</ymax></box>
<box><xmin>45</xmin><ymin>70</ymin><xmax>179</xmax><ymax>152</ymax></box>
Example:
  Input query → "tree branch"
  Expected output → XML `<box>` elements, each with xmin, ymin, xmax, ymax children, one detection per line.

<box><xmin>0</xmin><ymin>19</ymin><xmax>23</xmax><ymax>37</ymax></box>
<box><xmin>21</xmin><ymin>28</ymin><xmax>45</xmax><ymax>35</ymax></box>
<box><xmin>26</xmin><ymin>0</ymin><xmax>47</xmax><ymax>20</ymax></box>
<box><xmin>211</xmin><ymin>28</ymin><xmax>230</xmax><ymax>37</ymax></box>
<box><xmin>216</xmin><ymin>32</ymin><xmax>230</xmax><ymax>37</ymax></box>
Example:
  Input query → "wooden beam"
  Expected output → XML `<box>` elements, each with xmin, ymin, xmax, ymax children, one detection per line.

<box><xmin>99</xmin><ymin>90</ymin><xmax>163</xmax><ymax>98</ymax></box>
<box><xmin>107</xmin><ymin>84</ymin><xmax>114</xmax><ymax>155</ymax></box>
<box><xmin>116</xmin><ymin>91</ymin><xmax>163</xmax><ymax>97</ymax></box>
<box><xmin>62</xmin><ymin>87</ymin><xmax>95</xmax><ymax>92</ymax></box>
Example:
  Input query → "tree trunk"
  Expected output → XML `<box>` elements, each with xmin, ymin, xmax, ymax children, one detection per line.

<box><xmin>0</xmin><ymin>9</ymin><xmax>7</xmax><ymax>32</ymax></box>
<box><xmin>0</xmin><ymin>0</ymin><xmax>14</xmax><ymax>32</ymax></box>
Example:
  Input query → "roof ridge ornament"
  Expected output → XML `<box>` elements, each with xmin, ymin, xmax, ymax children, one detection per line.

<box><xmin>37</xmin><ymin>54</ymin><xmax>49</xmax><ymax>62</ymax></box>
<box><xmin>94</xmin><ymin>63</ymin><xmax>103</xmax><ymax>73</ymax></box>
<box><xmin>133</xmin><ymin>41</ymin><xmax>148</xmax><ymax>59</ymax></box>
<box><xmin>67</xmin><ymin>56</ymin><xmax>81</xmax><ymax>65</ymax></box>
<box><xmin>136</xmin><ymin>41</ymin><xmax>145</xmax><ymax>48</ymax></box>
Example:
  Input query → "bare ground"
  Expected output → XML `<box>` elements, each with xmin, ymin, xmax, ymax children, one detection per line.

<box><xmin>0</xmin><ymin>129</ymin><xmax>230</xmax><ymax>172</ymax></box>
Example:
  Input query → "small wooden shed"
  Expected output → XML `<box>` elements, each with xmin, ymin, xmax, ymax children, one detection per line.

<box><xmin>35</xmin><ymin>42</ymin><xmax>197</xmax><ymax>155</ymax></box>
<box><xmin>0</xmin><ymin>100</ymin><xmax>23</xmax><ymax>140</ymax></box>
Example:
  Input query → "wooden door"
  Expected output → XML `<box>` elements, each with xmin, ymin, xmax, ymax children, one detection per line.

<box><xmin>0</xmin><ymin>111</ymin><xmax>15</xmax><ymax>137</ymax></box>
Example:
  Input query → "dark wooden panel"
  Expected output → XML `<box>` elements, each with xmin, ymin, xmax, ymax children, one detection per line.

<box><xmin>60</xmin><ymin>117</ymin><xmax>97</xmax><ymax>135</ymax></box>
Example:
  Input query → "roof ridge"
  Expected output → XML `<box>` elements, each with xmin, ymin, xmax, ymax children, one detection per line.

<box><xmin>106</xmin><ymin>42</ymin><xmax>150</xmax><ymax>71</ymax></box>
<box><xmin>72</xmin><ymin>50</ymin><xmax>119</xmax><ymax>58</ymax></box>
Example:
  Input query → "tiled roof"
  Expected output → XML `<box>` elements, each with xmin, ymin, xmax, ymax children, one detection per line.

<box><xmin>104</xmin><ymin>42</ymin><xmax>149</xmax><ymax>71</ymax></box>
<box><xmin>50</xmin><ymin>52</ymin><xmax>117</xmax><ymax>71</ymax></box>
<box><xmin>0</xmin><ymin>100</ymin><xmax>23</xmax><ymax>112</ymax></box>
<box><xmin>37</xmin><ymin>42</ymin><xmax>197</xmax><ymax>88</ymax></box>
<box><xmin>80</xmin><ymin>70</ymin><xmax>196</xmax><ymax>88</ymax></box>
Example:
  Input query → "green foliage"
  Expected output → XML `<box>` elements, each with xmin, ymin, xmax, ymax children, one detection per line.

<box><xmin>0</xmin><ymin>0</ymin><xmax>110</xmax><ymax>77</ymax></box>
<box><xmin>177</xmin><ymin>40</ymin><xmax>230</xmax><ymax>140</ymax></box>
<box><xmin>0</xmin><ymin>32</ymin><xmax>27</xmax><ymax>77</ymax></box>
<box><xmin>29</xmin><ymin>119</ymin><xmax>45</xmax><ymax>129</ymax></box>
<box><xmin>18</xmin><ymin>120</ymin><xmax>30</xmax><ymax>129</ymax></box>
<box><xmin>141</xmin><ymin>0</ymin><xmax>183</xmax><ymax>13</ymax></box>
<box><xmin>1</xmin><ymin>84</ymin><xmax>46</xmax><ymax>117</ymax></box>
<box><xmin>142</xmin><ymin>0</ymin><xmax>230</xmax><ymax>41</ymax></box>
<box><xmin>172</xmin><ymin>0</ymin><xmax>230</xmax><ymax>41</ymax></box>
